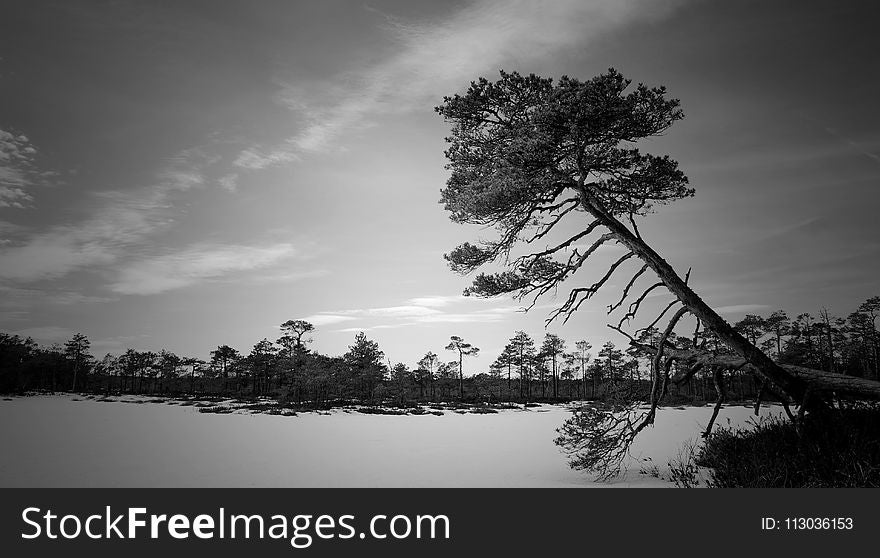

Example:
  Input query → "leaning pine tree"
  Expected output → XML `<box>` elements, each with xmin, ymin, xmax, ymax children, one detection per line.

<box><xmin>435</xmin><ymin>69</ymin><xmax>880</xmax><ymax>478</ymax></box>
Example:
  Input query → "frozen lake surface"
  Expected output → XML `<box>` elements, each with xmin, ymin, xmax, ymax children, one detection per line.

<box><xmin>0</xmin><ymin>395</ymin><xmax>779</xmax><ymax>487</ymax></box>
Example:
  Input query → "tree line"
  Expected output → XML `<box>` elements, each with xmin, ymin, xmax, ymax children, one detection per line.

<box><xmin>1</xmin><ymin>296</ymin><xmax>876</xmax><ymax>407</ymax></box>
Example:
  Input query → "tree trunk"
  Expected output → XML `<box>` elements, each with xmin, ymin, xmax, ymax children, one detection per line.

<box><xmin>578</xmin><ymin>188</ymin><xmax>813</xmax><ymax>402</ymax></box>
<box><xmin>459</xmin><ymin>352</ymin><xmax>464</xmax><ymax>400</ymax></box>
<box><xmin>582</xmin><ymin>364</ymin><xmax>587</xmax><ymax>399</ymax></box>
<box><xmin>821</xmin><ymin>310</ymin><xmax>836</xmax><ymax>373</ymax></box>
<box><xmin>631</xmin><ymin>342</ymin><xmax>880</xmax><ymax>400</ymax></box>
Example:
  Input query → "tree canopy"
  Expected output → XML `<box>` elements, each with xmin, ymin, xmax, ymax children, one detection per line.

<box><xmin>438</xmin><ymin>69</ymin><xmax>692</xmax><ymax>304</ymax></box>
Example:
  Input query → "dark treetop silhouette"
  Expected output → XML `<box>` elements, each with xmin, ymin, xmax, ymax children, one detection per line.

<box><xmin>445</xmin><ymin>335</ymin><xmax>479</xmax><ymax>400</ymax></box>
<box><xmin>436</xmin><ymin>69</ymin><xmax>880</xmax><ymax>474</ymax></box>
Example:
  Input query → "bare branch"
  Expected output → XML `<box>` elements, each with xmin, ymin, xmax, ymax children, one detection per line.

<box><xmin>651</xmin><ymin>306</ymin><xmax>690</xmax><ymax>385</ymax></box>
<box><xmin>525</xmin><ymin>232</ymin><xmax>616</xmax><ymax>303</ymax></box>
<box><xmin>518</xmin><ymin>221</ymin><xmax>601</xmax><ymax>271</ymax></box>
<box><xmin>754</xmin><ymin>379</ymin><xmax>765</xmax><ymax>416</ymax></box>
<box><xmin>672</xmin><ymin>362</ymin><xmax>704</xmax><ymax>385</ymax></box>
<box><xmin>617</xmin><ymin>282</ymin><xmax>665</xmax><ymax>328</ymax></box>
<box><xmin>703</xmin><ymin>368</ymin><xmax>726</xmax><ymax>438</ymax></box>
<box><xmin>627</xmin><ymin>213</ymin><xmax>642</xmax><ymax>240</ymax></box>
<box><xmin>576</xmin><ymin>232</ymin><xmax>616</xmax><ymax>262</ymax></box>
<box><xmin>606</xmin><ymin>324</ymin><xmax>637</xmax><ymax>344</ymax></box>
<box><xmin>528</xmin><ymin>198</ymin><xmax>583</xmax><ymax>242</ymax></box>
<box><xmin>640</xmin><ymin>306</ymin><xmax>690</xmax><ymax>428</ymax></box>
<box><xmin>546</xmin><ymin>251</ymin><xmax>635</xmax><ymax>325</ymax></box>
<box><xmin>607</xmin><ymin>263</ymin><xmax>649</xmax><ymax>314</ymax></box>
<box><xmin>797</xmin><ymin>387</ymin><xmax>812</xmax><ymax>424</ymax></box>
<box><xmin>638</xmin><ymin>299</ymin><xmax>682</xmax><ymax>336</ymax></box>
<box><xmin>591</xmin><ymin>252</ymin><xmax>636</xmax><ymax>296</ymax></box>
<box><xmin>693</xmin><ymin>317</ymin><xmax>702</xmax><ymax>349</ymax></box>
<box><xmin>622</xmin><ymin>342</ymin><xmax>880</xmax><ymax>401</ymax></box>
<box><xmin>536</xmin><ymin>195</ymin><xmax>580</xmax><ymax>214</ymax></box>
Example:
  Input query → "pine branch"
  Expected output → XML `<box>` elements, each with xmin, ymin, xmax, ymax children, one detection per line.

<box><xmin>607</xmin><ymin>263</ymin><xmax>649</xmax><ymax>314</ymax></box>
<box><xmin>546</xmin><ymin>252</ymin><xmax>635</xmax><ymax>325</ymax></box>
<box><xmin>617</xmin><ymin>282</ymin><xmax>665</xmax><ymax>328</ymax></box>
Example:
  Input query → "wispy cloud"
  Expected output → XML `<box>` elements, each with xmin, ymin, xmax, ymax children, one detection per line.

<box><xmin>234</xmin><ymin>0</ymin><xmax>685</xmax><ymax>169</ymax></box>
<box><xmin>110</xmin><ymin>242</ymin><xmax>302</xmax><ymax>295</ymax></box>
<box><xmin>233</xmin><ymin>145</ymin><xmax>301</xmax><ymax>170</ymax></box>
<box><xmin>336</xmin><ymin>323</ymin><xmax>416</xmax><ymax>333</ymax></box>
<box><xmin>0</xmin><ymin>284</ymin><xmax>115</xmax><ymax>308</ymax></box>
<box><xmin>406</xmin><ymin>295</ymin><xmax>466</xmax><ymax>307</ymax></box>
<box><xmin>413</xmin><ymin>311</ymin><xmax>515</xmax><ymax>324</ymax></box>
<box><xmin>0</xmin><ymin>147</ymin><xmax>217</xmax><ymax>282</ymax></box>
<box><xmin>246</xmin><ymin>269</ymin><xmax>330</xmax><ymax>285</ymax></box>
<box><xmin>0</xmin><ymin>229</ymin><xmax>117</xmax><ymax>282</ymax></box>
<box><xmin>304</xmin><ymin>304</ymin><xmax>442</xmax><ymax>327</ymax></box>
<box><xmin>0</xmin><ymin>128</ymin><xmax>41</xmax><ymax>208</ymax></box>
<box><xmin>309</xmin><ymin>293</ymin><xmax>529</xmax><ymax>331</ymax></box>
<box><xmin>218</xmin><ymin>173</ymin><xmax>239</xmax><ymax>192</ymax></box>
<box><xmin>359</xmin><ymin>305</ymin><xmax>442</xmax><ymax>318</ymax></box>
<box><xmin>821</xmin><ymin>127</ymin><xmax>880</xmax><ymax>165</ymax></box>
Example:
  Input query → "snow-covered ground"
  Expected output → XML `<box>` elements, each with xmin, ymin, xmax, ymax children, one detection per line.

<box><xmin>0</xmin><ymin>395</ymin><xmax>780</xmax><ymax>487</ymax></box>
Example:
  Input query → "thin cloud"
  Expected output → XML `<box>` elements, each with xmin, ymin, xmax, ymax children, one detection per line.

<box><xmin>218</xmin><ymin>173</ymin><xmax>239</xmax><ymax>192</ymax></box>
<box><xmin>336</xmin><ymin>323</ymin><xmax>416</xmax><ymax>333</ymax></box>
<box><xmin>314</xmin><ymin>294</ymin><xmax>528</xmax><ymax>330</ymax></box>
<box><xmin>110</xmin><ymin>242</ymin><xmax>301</xmax><ymax>295</ymax></box>
<box><xmin>413</xmin><ymin>312</ymin><xmax>511</xmax><ymax>324</ymax></box>
<box><xmin>0</xmin><ymin>231</ymin><xmax>116</xmax><ymax>281</ymax></box>
<box><xmin>0</xmin><ymin>310</ymin><xmax>29</xmax><ymax>322</ymax></box>
<box><xmin>822</xmin><ymin>128</ymin><xmax>880</xmax><ymax>165</ymax></box>
<box><xmin>233</xmin><ymin>146</ymin><xmax>300</xmax><ymax>170</ymax></box>
<box><xmin>304</xmin><ymin>304</ymin><xmax>442</xmax><ymax>328</ymax></box>
<box><xmin>360</xmin><ymin>305</ymin><xmax>442</xmax><ymax>318</ymax></box>
<box><xmin>0</xmin><ymin>147</ymin><xmax>217</xmax><ymax>282</ymax></box>
<box><xmin>412</xmin><ymin>302</ymin><xmax>531</xmax><ymax>323</ymax></box>
<box><xmin>235</xmin><ymin>0</ymin><xmax>685</xmax><ymax>168</ymax></box>
<box><xmin>0</xmin><ymin>219</ymin><xmax>23</xmax><ymax>234</ymax></box>
<box><xmin>407</xmin><ymin>295</ymin><xmax>467</xmax><ymax>307</ymax></box>
<box><xmin>0</xmin><ymin>128</ymin><xmax>40</xmax><ymax>208</ymax></box>
<box><xmin>0</xmin><ymin>284</ymin><xmax>114</xmax><ymax>307</ymax></box>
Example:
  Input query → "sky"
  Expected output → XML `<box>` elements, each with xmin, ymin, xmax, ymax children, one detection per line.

<box><xmin>1</xmin><ymin>0</ymin><xmax>879</xmax><ymax>371</ymax></box>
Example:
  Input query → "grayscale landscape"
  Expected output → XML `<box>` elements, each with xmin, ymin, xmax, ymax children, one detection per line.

<box><xmin>1</xmin><ymin>0</ymin><xmax>879</xmax><ymax>488</ymax></box>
